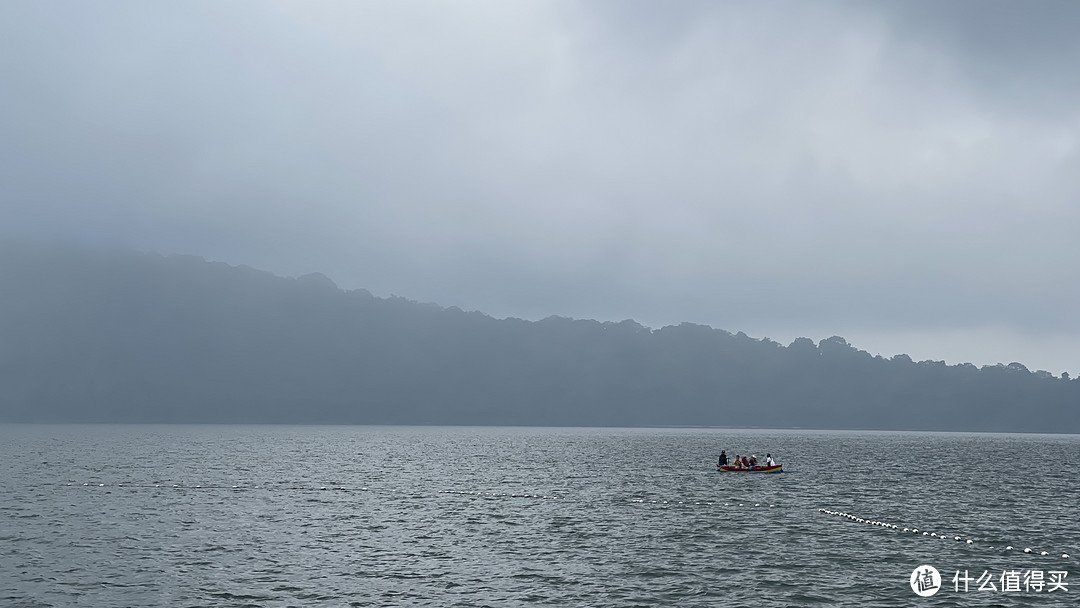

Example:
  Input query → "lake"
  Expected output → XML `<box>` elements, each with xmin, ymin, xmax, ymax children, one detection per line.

<box><xmin>2</xmin><ymin>425</ymin><xmax>1076</xmax><ymax>606</ymax></box>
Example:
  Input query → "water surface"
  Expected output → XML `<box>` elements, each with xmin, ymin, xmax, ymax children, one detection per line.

<box><xmin>2</xmin><ymin>425</ymin><xmax>1076</xmax><ymax>606</ymax></box>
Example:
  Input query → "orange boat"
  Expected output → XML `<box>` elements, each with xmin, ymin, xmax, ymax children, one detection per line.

<box><xmin>717</xmin><ymin>464</ymin><xmax>782</xmax><ymax>473</ymax></box>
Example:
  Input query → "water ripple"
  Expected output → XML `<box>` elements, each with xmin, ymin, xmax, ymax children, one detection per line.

<box><xmin>1</xmin><ymin>425</ymin><xmax>1077</xmax><ymax>606</ymax></box>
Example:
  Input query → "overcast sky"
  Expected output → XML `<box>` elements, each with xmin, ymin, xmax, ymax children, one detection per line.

<box><xmin>2</xmin><ymin>1</ymin><xmax>1078</xmax><ymax>375</ymax></box>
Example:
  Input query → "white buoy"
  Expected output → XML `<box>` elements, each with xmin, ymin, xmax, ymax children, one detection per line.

<box><xmin>955</xmin><ymin>536</ymin><xmax>962</xmax><ymax>541</ymax></box>
<box><xmin>1063</xmin><ymin>553</ymin><xmax>1070</xmax><ymax>559</ymax></box>
<box><xmin>1024</xmin><ymin>548</ymin><xmax>1032</xmax><ymax>554</ymax></box>
<box><xmin>966</xmin><ymin>540</ymin><xmax>973</xmax><ymax>544</ymax></box>
<box><xmin>1040</xmin><ymin>551</ymin><xmax>1048</xmax><ymax>556</ymax></box>
<box><xmin>1005</xmin><ymin>546</ymin><xmax>1013</xmax><ymax>551</ymax></box>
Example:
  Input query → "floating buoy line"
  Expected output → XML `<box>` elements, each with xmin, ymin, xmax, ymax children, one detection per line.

<box><xmin>54</xmin><ymin>482</ymin><xmax>1073</xmax><ymax>560</ymax></box>
<box><xmin>629</xmin><ymin>498</ymin><xmax>777</xmax><ymax>508</ymax></box>
<box><xmin>56</xmin><ymin>481</ymin><xmax>563</xmax><ymax>502</ymax></box>
<box><xmin>62</xmin><ymin>481</ymin><xmax>786</xmax><ymax>509</ymax></box>
<box><xmin>437</xmin><ymin>490</ymin><xmax>559</xmax><ymax>500</ymax></box>
<box><xmin>818</xmin><ymin>509</ymin><xmax>1072</xmax><ymax>559</ymax></box>
<box><xmin>61</xmin><ymin>481</ymin><xmax>788</xmax><ymax>510</ymax></box>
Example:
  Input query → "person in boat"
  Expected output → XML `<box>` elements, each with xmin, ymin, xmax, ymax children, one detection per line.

<box><xmin>718</xmin><ymin>450</ymin><xmax>728</xmax><ymax>467</ymax></box>
<box><xmin>766</xmin><ymin>453</ymin><xmax>776</xmax><ymax>467</ymax></box>
<box><xmin>741</xmin><ymin>455</ymin><xmax>750</xmax><ymax>468</ymax></box>
<box><xmin>748</xmin><ymin>455</ymin><xmax>758</xmax><ymax>468</ymax></box>
<box><xmin>730</xmin><ymin>454</ymin><xmax>740</xmax><ymax>469</ymax></box>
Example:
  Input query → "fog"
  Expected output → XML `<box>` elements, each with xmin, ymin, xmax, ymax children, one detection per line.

<box><xmin>2</xmin><ymin>0</ymin><xmax>1077</xmax><ymax>374</ymax></box>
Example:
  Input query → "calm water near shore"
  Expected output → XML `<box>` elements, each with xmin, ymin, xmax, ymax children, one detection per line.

<box><xmin>2</xmin><ymin>424</ymin><xmax>1077</xmax><ymax>606</ymax></box>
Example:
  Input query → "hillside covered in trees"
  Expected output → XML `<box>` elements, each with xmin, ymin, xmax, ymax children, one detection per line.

<box><xmin>1</xmin><ymin>244</ymin><xmax>1077</xmax><ymax>432</ymax></box>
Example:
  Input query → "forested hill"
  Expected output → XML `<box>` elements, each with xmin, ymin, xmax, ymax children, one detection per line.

<box><xmin>1</xmin><ymin>245</ymin><xmax>1077</xmax><ymax>432</ymax></box>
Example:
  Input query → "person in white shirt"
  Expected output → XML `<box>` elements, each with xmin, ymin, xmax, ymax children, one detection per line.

<box><xmin>766</xmin><ymin>454</ymin><xmax>776</xmax><ymax>467</ymax></box>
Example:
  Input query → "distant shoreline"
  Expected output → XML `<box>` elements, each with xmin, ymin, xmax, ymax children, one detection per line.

<box><xmin>3</xmin><ymin>422</ymin><xmax>1079</xmax><ymax>437</ymax></box>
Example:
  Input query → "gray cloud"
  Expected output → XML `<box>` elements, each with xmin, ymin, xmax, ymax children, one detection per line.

<box><xmin>868</xmin><ymin>0</ymin><xmax>1080</xmax><ymax>116</ymax></box>
<box><xmin>1</xmin><ymin>0</ymin><xmax>1077</xmax><ymax>374</ymax></box>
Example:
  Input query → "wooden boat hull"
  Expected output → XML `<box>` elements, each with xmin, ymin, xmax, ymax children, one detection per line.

<box><xmin>717</xmin><ymin>464</ymin><xmax>782</xmax><ymax>473</ymax></box>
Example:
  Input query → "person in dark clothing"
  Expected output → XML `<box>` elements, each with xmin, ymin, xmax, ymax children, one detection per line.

<box><xmin>718</xmin><ymin>450</ymin><xmax>728</xmax><ymax>467</ymax></box>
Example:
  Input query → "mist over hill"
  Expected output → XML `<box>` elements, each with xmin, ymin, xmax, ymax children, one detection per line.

<box><xmin>1</xmin><ymin>244</ymin><xmax>1077</xmax><ymax>431</ymax></box>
